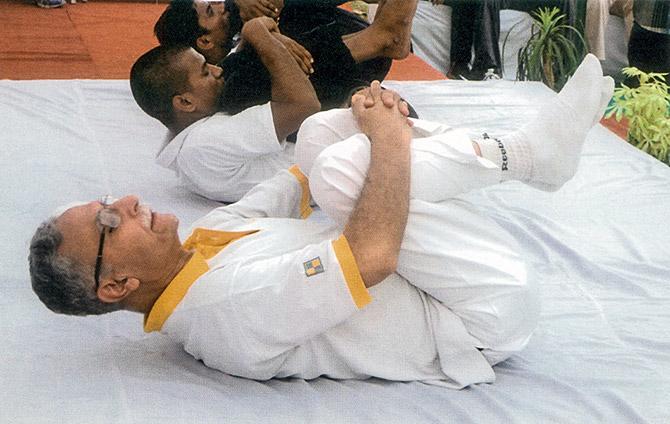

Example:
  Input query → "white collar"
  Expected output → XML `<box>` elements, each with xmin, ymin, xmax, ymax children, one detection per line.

<box><xmin>155</xmin><ymin>116</ymin><xmax>208</xmax><ymax>168</ymax></box>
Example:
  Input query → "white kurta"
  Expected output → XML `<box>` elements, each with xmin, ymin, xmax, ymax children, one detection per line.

<box><xmin>156</xmin><ymin>103</ymin><xmax>294</xmax><ymax>203</ymax></box>
<box><xmin>148</xmin><ymin>151</ymin><xmax>538</xmax><ymax>388</ymax></box>
<box><xmin>148</xmin><ymin>169</ymin><xmax>445</xmax><ymax>382</ymax></box>
<box><xmin>299</xmin><ymin>109</ymin><xmax>540</xmax><ymax>383</ymax></box>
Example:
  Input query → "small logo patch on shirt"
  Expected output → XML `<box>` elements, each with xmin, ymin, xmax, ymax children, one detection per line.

<box><xmin>303</xmin><ymin>257</ymin><xmax>324</xmax><ymax>277</ymax></box>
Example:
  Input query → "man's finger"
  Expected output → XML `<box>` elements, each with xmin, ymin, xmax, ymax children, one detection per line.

<box><xmin>398</xmin><ymin>100</ymin><xmax>410</xmax><ymax>117</ymax></box>
<box><xmin>369</xmin><ymin>80</ymin><xmax>382</xmax><ymax>101</ymax></box>
<box><xmin>353</xmin><ymin>87</ymin><xmax>370</xmax><ymax>98</ymax></box>
<box><xmin>351</xmin><ymin>87</ymin><xmax>374</xmax><ymax>108</ymax></box>
<box><xmin>364</xmin><ymin>88</ymin><xmax>375</xmax><ymax>108</ymax></box>
<box><xmin>288</xmin><ymin>45</ymin><xmax>310</xmax><ymax>74</ymax></box>
<box><xmin>351</xmin><ymin>93</ymin><xmax>367</xmax><ymax>117</ymax></box>
<box><xmin>266</xmin><ymin>0</ymin><xmax>282</xmax><ymax>12</ymax></box>
<box><xmin>251</xmin><ymin>0</ymin><xmax>274</xmax><ymax>15</ymax></box>
<box><xmin>294</xmin><ymin>51</ymin><xmax>311</xmax><ymax>74</ymax></box>
<box><xmin>295</xmin><ymin>44</ymin><xmax>314</xmax><ymax>73</ymax></box>
<box><xmin>380</xmin><ymin>90</ymin><xmax>396</xmax><ymax>108</ymax></box>
<box><xmin>257</xmin><ymin>4</ymin><xmax>277</xmax><ymax>18</ymax></box>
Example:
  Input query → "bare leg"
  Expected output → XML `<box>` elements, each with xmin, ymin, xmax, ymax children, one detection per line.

<box><xmin>343</xmin><ymin>0</ymin><xmax>418</xmax><ymax>62</ymax></box>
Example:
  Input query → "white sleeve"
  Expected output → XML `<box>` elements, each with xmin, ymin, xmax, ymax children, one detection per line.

<box><xmin>176</xmin><ymin>104</ymin><xmax>292</xmax><ymax>203</ymax></box>
<box><xmin>196</xmin><ymin>166</ymin><xmax>313</xmax><ymax>225</ymax></box>
<box><xmin>197</xmin><ymin>235</ymin><xmax>371</xmax><ymax>379</ymax></box>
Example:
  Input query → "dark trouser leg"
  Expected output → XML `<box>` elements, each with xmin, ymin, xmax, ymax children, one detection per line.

<box><xmin>297</xmin><ymin>23</ymin><xmax>390</xmax><ymax>110</ymax></box>
<box><xmin>468</xmin><ymin>0</ymin><xmax>572</xmax><ymax>78</ymax></box>
<box><xmin>218</xmin><ymin>21</ymin><xmax>391</xmax><ymax>115</ymax></box>
<box><xmin>280</xmin><ymin>6</ymin><xmax>367</xmax><ymax>39</ymax></box>
<box><xmin>449</xmin><ymin>1</ymin><xmax>477</xmax><ymax>77</ymax></box>
<box><xmin>628</xmin><ymin>22</ymin><xmax>670</xmax><ymax>75</ymax></box>
<box><xmin>471</xmin><ymin>0</ymin><xmax>503</xmax><ymax>77</ymax></box>
<box><xmin>280</xmin><ymin>7</ymin><xmax>392</xmax><ymax>94</ymax></box>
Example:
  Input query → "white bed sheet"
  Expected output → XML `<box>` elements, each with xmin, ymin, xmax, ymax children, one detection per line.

<box><xmin>1</xmin><ymin>79</ymin><xmax>669</xmax><ymax>423</ymax></box>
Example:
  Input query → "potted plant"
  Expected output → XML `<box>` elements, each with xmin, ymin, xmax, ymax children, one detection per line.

<box><xmin>605</xmin><ymin>67</ymin><xmax>670</xmax><ymax>165</ymax></box>
<box><xmin>505</xmin><ymin>7</ymin><xmax>587</xmax><ymax>91</ymax></box>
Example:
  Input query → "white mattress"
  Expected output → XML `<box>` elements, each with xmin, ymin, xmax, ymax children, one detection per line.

<box><xmin>2</xmin><ymin>79</ymin><xmax>669</xmax><ymax>423</ymax></box>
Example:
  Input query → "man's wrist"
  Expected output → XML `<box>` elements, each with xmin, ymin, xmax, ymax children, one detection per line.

<box><xmin>241</xmin><ymin>21</ymin><xmax>267</xmax><ymax>43</ymax></box>
<box><xmin>367</xmin><ymin>127</ymin><xmax>411</xmax><ymax>146</ymax></box>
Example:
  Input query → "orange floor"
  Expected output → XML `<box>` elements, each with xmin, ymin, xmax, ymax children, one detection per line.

<box><xmin>0</xmin><ymin>0</ymin><xmax>443</xmax><ymax>81</ymax></box>
<box><xmin>0</xmin><ymin>1</ymin><xmax>166</xmax><ymax>79</ymax></box>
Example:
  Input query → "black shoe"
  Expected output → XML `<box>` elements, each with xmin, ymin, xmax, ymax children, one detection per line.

<box><xmin>447</xmin><ymin>62</ymin><xmax>472</xmax><ymax>80</ymax></box>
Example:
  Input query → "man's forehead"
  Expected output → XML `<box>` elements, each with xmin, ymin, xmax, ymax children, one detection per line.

<box><xmin>194</xmin><ymin>0</ymin><xmax>228</xmax><ymax>17</ymax></box>
<box><xmin>196</xmin><ymin>0</ymin><xmax>226</xmax><ymax>5</ymax></box>
<box><xmin>55</xmin><ymin>200</ymin><xmax>98</xmax><ymax>229</ymax></box>
<box><xmin>54</xmin><ymin>200</ymin><xmax>100</xmax><ymax>257</ymax></box>
<box><xmin>51</xmin><ymin>200</ymin><xmax>89</xmax><ymax>219</ymax></box>
<box><xmin>179</xmin><ymin>48</ymin><xmax>205</xmax><ymax>70</ymax></box>
<box><xmin>193</xmin><ymin>0</ymin><xmax>219</xmax><ymax>11</ymax></box>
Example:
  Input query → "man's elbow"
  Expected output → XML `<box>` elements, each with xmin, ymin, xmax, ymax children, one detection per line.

<box><xmin>381</xmin><ymin>254</ymin><xmax>398</xmax><ymax>276</ymax></box>
<box><xmin>358</xmin><ymin>248</ymin><xmax>399</xmax><ymax>288</ymax></box>
<box><xmin>304</xmin><ymin>95</ymin><xmax>321</xmax><ymax>116</ymax></box>
<box><xmin>293</xmin><ymin>96</ymin><xmax>320</xmax><ymax>126</ymax></box>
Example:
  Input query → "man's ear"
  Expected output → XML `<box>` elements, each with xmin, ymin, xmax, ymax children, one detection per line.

<box><xmin>196</xmin><ymin>34</ymin><xmax>214</xmax><ymax>52</ymax></box>
<box><xmin>97</xmin><ymin>277</ymin><xmax>140</xmax><ymax>304</ymax></box>
<box><xmin>172</xmin><ymin>93</ymin><xmax>196</xmax><ymax>113</ymax></box>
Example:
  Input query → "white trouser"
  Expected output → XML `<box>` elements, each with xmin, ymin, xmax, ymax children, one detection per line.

<box><xmin>296</xmin><ymin>108</ymin><xmax>539</xmax><ymax>364</ymax></box>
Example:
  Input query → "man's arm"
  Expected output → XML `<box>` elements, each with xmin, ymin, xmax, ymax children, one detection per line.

<box><xmin>235</xmin><ymin>0</ymin><xmax>283</xmax><ymax>21</ymax></box>
<box><xmin>241</xmin><ymin>17</ymin><xmax>321</xmax><ymax>141</ymax></box>
<box><xmin>234</xmin><ymin>0</ymin><xmax>350</xmax><ymax>21</ymax></box>
<box><xmin>198</xmin><ymin>166</ymin><xmax>311</xmax><ymax>222</ymax></box>
<box><xmin>341</xmin><ymin>82</ymin><xmax>413</xmax><ymax>287</ymax></box>
<box><xmin>284</xmin><ymin>0</ymin><xmax>349</xmax><ymax>7</ymax></box>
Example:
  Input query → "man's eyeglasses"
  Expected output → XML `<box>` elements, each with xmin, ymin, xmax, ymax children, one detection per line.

<box><xmin>94</xmin><ymin>195</ymin><xmax>121</xmax><ymax>291</ymax></box>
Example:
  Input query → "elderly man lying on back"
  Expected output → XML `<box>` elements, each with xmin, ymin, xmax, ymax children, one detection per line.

<box><xmin>30</xmin><ymin>56</ymin><xmax>613</xmax><ymax>387</ymax></box>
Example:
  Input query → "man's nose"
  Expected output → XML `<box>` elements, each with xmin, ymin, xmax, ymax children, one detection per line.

<box><xmin>212</xmin><ymin>1</ymin><xmax>225</xmax><ymax>13</ymax></box>
<box><xmin>210</xmin><ymin>64</ymin><xmax>223</xmax><ymax>78</ymax></box>
<box><xmin>112</xmin><ymin>195</ymin><xmax>140</xmax><ymax>215</ymax></box>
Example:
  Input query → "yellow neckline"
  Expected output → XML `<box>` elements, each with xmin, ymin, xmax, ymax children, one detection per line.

<box><xmin>143</xmin><ymin>228</ymin><xmax>259</xmax><ymax>332</ymax></box>
<box><xmin>143</xmin><ymin>251</ymin><xmax>209</xmax><ymax>333</ymax></box>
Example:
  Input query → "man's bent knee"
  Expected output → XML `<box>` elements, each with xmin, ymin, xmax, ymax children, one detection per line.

<box><xmin>295</xmin><ymin>109</ymin><xmax>357</xmax><ymax>177</ymax></box>
<box><xmin>461</xmin><ymin>268</ymin><xmax>539</xmax><ymax>365</ymax></box>
<box><xmin>309</xmin><ymin>134</ymin><xmax>371</xmax><ymax>226</ymax></box>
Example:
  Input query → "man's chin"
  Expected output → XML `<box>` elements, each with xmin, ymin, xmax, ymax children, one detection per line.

<box><xmin>155</xmin><ymin>212</ymin><xmax>179</xmax><ymax>234</ymax></box>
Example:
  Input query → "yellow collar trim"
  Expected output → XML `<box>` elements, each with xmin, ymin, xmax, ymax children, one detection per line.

<box><xmin>144</xmin><ymin>251</ymin><xmax>209</xmax><ymax>333</ymax></box>
<box><xmin>144</xmin><ymin>228</ymin><xmax>258</xmax><ymax>332</ymax></box>
<box><xmin>288</xmin><ymin>165</ymin><xmax>313</xmax><ymax>219</ymax></box>
<box><xmin>182</xmin><ymin>228</ymin><xmax>259</xmax><ymax>259</ymax></box>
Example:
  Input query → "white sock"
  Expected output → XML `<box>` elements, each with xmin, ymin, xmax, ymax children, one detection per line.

<box><xmin>477</xmin><ymin>132</ymin><xmax>532</xmax><ymax>182</ymax></box>
<box><xmin>478</xmin><ymin>54</ymin><xmax>614</xmax><ymax>191</ymax></box>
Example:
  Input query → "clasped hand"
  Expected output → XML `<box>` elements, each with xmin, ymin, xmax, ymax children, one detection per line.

<box><xmin>236</xmin><ymin>0</ymin><xmax>284</xmax><ymax>21</ymax></box>
<box><xmin>351</xmin><ymin>81</ymin><xmax>413</xmax><ymax>142</ymax></box>
<box><xmin>241</xmin><ymin>17</ymin><xmax>313</xmax><ymax>74</ymax></box>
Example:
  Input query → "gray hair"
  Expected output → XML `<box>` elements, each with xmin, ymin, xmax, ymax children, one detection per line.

<box><xmin>28</xmin><ymin>217</ymin><xmax>121</xmax><ymax>316</ymax></box>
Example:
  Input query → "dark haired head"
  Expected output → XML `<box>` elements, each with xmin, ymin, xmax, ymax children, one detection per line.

<box><xmin>155</xmin><ymin>0</ymin><xmax>242</xmax><ymax>63</ymax></box>
<box><xmin>154</xmin><ymin>0</ymin><xmax>203</xmax><ymax>47</ymax></box>
<box><xmin>29</xmin><ymin>218</ymin><xmax>121</xmax><ymax>316</ymax></box>
<box><xmin>129</xmin><ymin>44</ymin><xmax>192</xmax><ymax>127</ymax></box>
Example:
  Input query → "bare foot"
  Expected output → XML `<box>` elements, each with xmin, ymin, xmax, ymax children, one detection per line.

<box><xmin>372</xmin><ymin>0</ymin><xmax>418</xmax><ymax>59</ymax></box>
<box><xmin>343</xmin><ymin>0</ymin><xmax>418</xmax><ymax>62</ymax></box>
